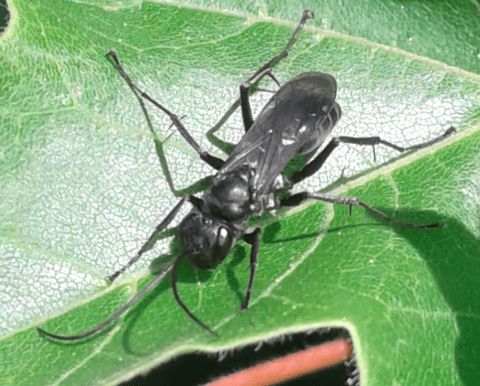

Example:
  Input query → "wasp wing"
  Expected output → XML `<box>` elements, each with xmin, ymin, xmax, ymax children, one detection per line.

<box><xmin>220</xmin><ymin>72</ymin><xmax>339</xmax><ymax>197</ymax></box>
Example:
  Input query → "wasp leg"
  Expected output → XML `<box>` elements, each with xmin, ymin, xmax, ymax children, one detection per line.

<box><xmin>240</xmin><ymin>10</ymin><xmax>313</xmax><ymax>131</ymax></box>
<box><xmin>206</xmin><ymin>98</ymin><xmax>242</xmax><ymax>155</ymax></box>
<box><xmin>239</xmin><ymin>228</ymin><xmax>262</xmax><ymax>312</ymax></box>
<box><xmin>151</xmin><ymin>132</ymin><xmax>214</xmax><ymax>197</ymax></box>
<box><xmin>106</xmin><ymin>51</ymin><xmax>225</xmax><ymax>171</ymax></box>
<box><xmin>106</xmin><ymin>196</ymin><xmax>193</xmax><ymax>283</ymax></box>
<box><xmin>207</xmin><ymin>11</ymin><xmax>313</xmax><ymax>151</ymax></box>
<box><xmin>206</xmin><ymin>72</ymin><xmax>280</xmax><ymax>155</ymax></box>
<box><xmin>291</xmin><ymin>126</ymin><xmax>456</xmax><ymax>184</ymax></box>
<box><xmin>115</xmin><ymin>74</ymin><xmax>213</xmax><ymax>197</ymax></box>
<box><xmin>240</xmin><ymin>70</ymin><xmax>282</xmax><ymax>131</ymax></box>
<box><xmin>149</xmin><ymin>115</ymin><xmax>213</xmax><ymax>196</ymax></box>
<box><xmin>280</xmin><ymin>192</ymin><xmax>442</xmax><ymax>229</ymax></box>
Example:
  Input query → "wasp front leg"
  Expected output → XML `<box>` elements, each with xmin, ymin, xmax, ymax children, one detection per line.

<box><xmin>240</xmin><ymin>228</ymin><xmax>262</xmax><ymax>311</ymax></box>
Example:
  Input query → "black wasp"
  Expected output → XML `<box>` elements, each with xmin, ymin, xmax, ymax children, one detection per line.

<box><xmin>37</xmin><ymin>10</ymin><xmax>455</xmax><ymax>340</ymax></box>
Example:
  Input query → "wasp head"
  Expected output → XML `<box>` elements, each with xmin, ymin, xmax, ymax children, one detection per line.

<box><xmin>178</xmin><ymin>211</ymin><xmax>234</xmax><ymax>270</ymax></box>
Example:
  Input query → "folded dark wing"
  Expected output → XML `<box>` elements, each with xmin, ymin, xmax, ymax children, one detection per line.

<box><xmin>219</xmin><ymin>72</ymin><xmax>338</xmax><ymax>197</ymax></box>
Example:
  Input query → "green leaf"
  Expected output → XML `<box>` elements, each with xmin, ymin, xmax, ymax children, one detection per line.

<box><xmin>1</xmin><ymin>1</ymin><xmax>479</xmax><ymax>385</ymax></box>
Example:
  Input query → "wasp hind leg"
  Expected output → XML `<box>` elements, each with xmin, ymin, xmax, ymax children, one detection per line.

<box><xmin>207</xmin><ymin>11</ymin><xmax>313</xmax><ymax>152</ymax></box>
<box><xmin>290</xmin><ymin>127</ymin><xmax>456</xmax><ymax>184</ymax></box>
<box><xmin>239</xmin><ymin>10</ymin><xmax>313</xmax><ymax>132</ymax></box>
<box><xmin>206</xmin><ymin>71</ymin><xmax>281</xmax><ymax>156</ymax></box>
<box><xmin>280</xmin><ymin>192</ymin><xmax>442</xmax><ymax>229</ymax></box>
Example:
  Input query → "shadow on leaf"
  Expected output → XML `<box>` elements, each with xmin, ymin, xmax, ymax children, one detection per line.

<box><xmin>365</xmin><ymin>208</ymin><xmax>480</xmax><ymax>386</ymax></box>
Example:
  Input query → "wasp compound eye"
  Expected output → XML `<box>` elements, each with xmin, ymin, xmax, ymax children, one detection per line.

<box><xmin>213</xmin><ymin>226</ymin><xmax>234</xmax><ymax>261</ymax></box>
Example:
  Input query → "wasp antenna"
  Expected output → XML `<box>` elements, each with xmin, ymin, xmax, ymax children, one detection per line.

<box><xmin>171</xmin><ymin>254</ymin><xmax>219</xmax><ymax>337</ymax></box>
<box><xmin>37</xmin><ymin>264</ymin><xmax>175</xmax><ymax>341</ymax></box>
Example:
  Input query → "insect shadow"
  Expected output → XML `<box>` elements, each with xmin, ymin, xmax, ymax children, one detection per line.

<box><xmin>362</xmin><ymin>207</ymin><xmax>480</xmax><ymax>386</ymax></box>
<box><xmin>36</xmin><ymin>10</ymin><xmax>456</xmax><ymax>341</ymax></box>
